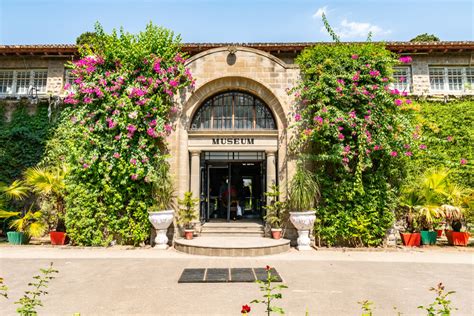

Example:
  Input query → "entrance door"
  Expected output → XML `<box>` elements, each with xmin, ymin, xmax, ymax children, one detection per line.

<box><xmin>204</xmin><ymin>160</ymin><xmax>265</xmax><ymax>222</ymax></box>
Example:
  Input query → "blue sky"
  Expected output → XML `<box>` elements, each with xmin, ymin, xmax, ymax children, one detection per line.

<box><xmin>0</xmin><ymin>0</ymin><xmax>472</xmax><ymax>44</ymax></box>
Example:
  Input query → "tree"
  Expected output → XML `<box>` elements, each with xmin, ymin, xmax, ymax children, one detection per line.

<box><xmin>410</xmin><ymin>33</ymin><xmax>440</xmax><ymax>42</ymax></box>
<box><xmin>76</xmin><ymin>31</ymin><xmax>98</xmax><ymax>46</ymax></box>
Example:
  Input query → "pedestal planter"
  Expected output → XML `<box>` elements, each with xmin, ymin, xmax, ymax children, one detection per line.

<box><xmin>290</xmin><ymin>211</ymin><xmax>316</xmax><ymax>250</ymax></box>
<box><xmin>184</xmin><ymin>229</ymin><xmax>194</xmax><ymax>240</ymax></box>
<box><xmin>400</xmin><ymin>232</ymin><xmax>421</xmax><ymax>247</ymax></box>
<box><xmin>420</xmin><ymin>231</ymin><xmax>437</xmax><ymax>245</ymax></box>
<box><xmin>271</xmin><ymin>228</ymin><xmax>282</xmax><ymax>240</ymax></box>
<box><xmin>50</xmin><ymin>232</ymin><xmax>67</xmax><ymax>245</ymax></box>
<box><xmin>7</xmin><ymin>231</ymin><xmax>28</xmax><ymax>245</ymax></box>
<box><xmin>148</xmin><ymin>210</ymin><xmax>174</xmax><ymax>249</ymax></box>
<box><xmin>445</xmin><ymin>230</ymin><xmax>470</xmax><ymax>246</ymax></box>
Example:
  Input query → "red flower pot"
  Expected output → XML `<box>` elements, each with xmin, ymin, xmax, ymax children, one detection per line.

<box><xmin>49</xmin><ymin>232</ymin><xmax>67</xmax><ymax>245</ymax></box>
<box><xmin>436</xmin><ymin>229</ymin><xmax>443</xmax><ymax>238</ymax></box>
<box><xmin>400</xmin><ymin>232</ymin><xmax>421</xmax><ymax>247</ymax></box>
<box><xmin>271</xmin><ymin>229</ymin><xmax>282</xmax><ymax>240</ymax></box>
<box><xmin>184</xmin><ymin>229</ymin><xmax>194</xmax><ymax>240</ymax></box>
<box><xmin>445</xmin><ymin>230</ymin><xmax>470</xmax><ymax>246</ymax></box>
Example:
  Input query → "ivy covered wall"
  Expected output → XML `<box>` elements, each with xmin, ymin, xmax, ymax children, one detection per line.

<box><xmin>0</xmin><ymin>101</ymin><xmax>56</xmax><ymax>184</ymax></box>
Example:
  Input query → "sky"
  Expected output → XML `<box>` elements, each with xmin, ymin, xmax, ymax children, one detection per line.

<box><xmin>0</xmin><ymin>0</ymin><xmax>472</xmax><ymax>44</ymax></box>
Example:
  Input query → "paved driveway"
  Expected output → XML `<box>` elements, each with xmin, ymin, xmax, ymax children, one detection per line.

<box><xmin>1</xmin><ymin>246</ymin><xmax>473</xmax><ymax>315</ymax></box>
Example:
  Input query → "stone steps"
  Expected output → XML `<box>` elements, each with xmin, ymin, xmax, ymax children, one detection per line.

<box><xmin>200</xmin><ymin>222</ymin><xmax>265</xmax><ymax>237</ymax></box>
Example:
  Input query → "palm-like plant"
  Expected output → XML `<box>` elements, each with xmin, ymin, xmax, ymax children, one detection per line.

<box><xmin>23</xmin><ymin>165</ymin><xmax>68</xmax><ymax>231</ymax></box>
<box><xmin>288</xmin><ymin>164</ymin><xmax>320</xmax><ymax>212</ymax></box>
<box><xmin>9</xmin><ymin>209</ymin><xmax>47</xmax><ymax>238</ymax></box>
<box><xmin>0</xmin><ymin>180</ymin><xmax>29</xmax><ymax>212</ymax></box>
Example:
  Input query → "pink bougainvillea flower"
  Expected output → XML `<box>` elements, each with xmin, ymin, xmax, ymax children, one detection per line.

<box><xmin>405</xmin><ymin>99</ymin><xmax>412</xmax><ymax>104</ymax></box>
<box><xmin>169</xmin><ymin>80</ymin><xmax>178</xmax><ymax>87</ymax></box>
<box><xmin>338</xmin><ymin>126</ymin><xmax>344</xmax><ymax>131</ymax></box>
<box><xmin>399</xmin><ymin>76</ymin><xmax>406</xmax><ymax>82</ymax></box>
<box><xmin>130</xmin><ymin>174</ymin><xmax>138</xmax><ymax>181</ymax></box>
<box><xmin>127</xmin><ymin>124</ymin><xmax>137</xmax><ymax>133</ymax></box>
<box><xmin>336</xmin><ymin>86</ymin><xmax>343</xmax><ymax>93</ymax></box>
<box><xmin>412</xmin><ymin>133</ymin><xmax>420</xmax><ymax>140</ymax></box>
<box><xmin>113</xmin><ymin>152</ymin><xmax>120</xmax><ymax>158</ymax></box>
<box><xmin>349</xmin><ymin>111</ymin><xmax>356</xmax><ymax>119</ymax></box>
<box><xmin>404</xmin><ymin>144</ymin><xmax>411</xmax><ymax>149</ymax></box>
<box><xmin>149</xmin><ymin>119</ymin><xmax>157</xmax><ymax>127</ymax></box>
<box><xmin>83</xmin><ymin>163</ymin><xmax>89</xmax><ymax>169</ymax></box>
<box><xmin>405</xmin><ymin>151</ymin><xmax>413</xmax><ymax>156</ymax></box>
<box><xmin>314</xmin><ymin>116</ymin><xmax>323</xmax><ymax>124</ymax></box>
<box><xmin>447</xmin><ymin>136</ymin><xmax>453</xmax><ymax>142</ymax></box>
<box><xmin>164</xmin><ymin>124</ymin><xmax>173</xmax><ymax>132</ymax></box>
<box><xmin>390</xmin><ymin>151</ymin><xmax>398</xmax><ymax>157</ymax></box>
<box><xmin>401</xmin><ymin>91</ymin><xmax>408</xmax><ymax>97</ymax></box>
<box><xmin>374</xmin><ymin>145</ymin><xmax>381</xmax><ymax>150</ymax></box>
<box><xmin>147</xmin><ymin>127</ymin><xmax>158</xmax><ymax>138</ymax></box>
<box><xmin>399</xmin><ymin>56</ymin><xmax>413</xmax><ymax>63</ymax></box>
<box><xmin>114</xmin><ymin>134</ymin><xmax>121</xmax><ymax>141</ymax></box>
<box><xmin>369</xmin><ymin>70</ymin><xmax>380</xmax><ymax>77</ymax></box>
<box><xmin>294</xmin><ymin>113</ymin><xmax>301</xmax><ymax>121</ymax></box>
<box><xmin>394</xmin><ymin>99</ymin><xmax>403</xmax><ymax>106</ymax></box>
<box><xmin>83</xmin><ymin>97</ymin><xmax>93</xmax><ymax>104</ymax></box>
<box><xmin>338</xmin><ymin>133</ymin><xmax>345</xmax><ymax>140</ymax></box>
<box><xmin>419</xmin><ymin>144</ymin><xmax>427</xmax><ymax>150</ymax></box>
<box><xmin>460</xmin><ymin>158</ymin><xmax>467</xmax><ymax>165</ymax></box>
<box><xmin>153</xmin><ymin>59</ymin><xmax>161</xmax><ymax>73</ymax></box>
<box><xmin>130</xmin><ymin>158</ymin><xmax>137</xmax><ymax>165</ymax></box>
<box><xmin>342</xmin><ymin>157</ymin><xmax>349</xmax><ymax>163</ymax></box>
<box><xmin>351</xmin><ymin>54</ymin><xmax>359</xmax><ymax>60</ymax></box>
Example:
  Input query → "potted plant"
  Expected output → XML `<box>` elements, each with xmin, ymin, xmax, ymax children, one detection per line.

<box><xmin>0</xmin><ymin>180</ymin><xmax>29</xmax><ymax>243</ymax></box>
<box><xmin>441</xmin><ymin>205</ymin><xmax>470</xmax><ymax>246</ymax></box>
<box><xmin>177</xmin><ymin>191</ymin><xmax>199</xmax><ymax>240</ymax></box>
<box><xmin>288</xmin><ymin>164</ymin><xmax>320</xmax><ymax>250</ymax></box>
<box><xmin>417</xmin><ymin>206</ymin><xmax>442</xmax><ymax>245</ymax></box>
<box><xmin>24</xmin><ymin>166</ymin><xmax>68</xmax><ymax>245</ymax></box>
<box><xmin>398</xmin><ymin>190</ymin><xmax>421</xmax><ymax>246</ymax></box>
<box><xmin>148</xmin><ymin>162</ymin><xmax>175</xmax><ymax>249</ymax></box>
<box><xmin>264</xmin><ymin>184</ymin><xmax>285</xmax><ymax>239</ymax></box>
<box><xmin>0</xmin><ymin>208</ymin><xmax>47</xmax><ymax>245</ymax></box>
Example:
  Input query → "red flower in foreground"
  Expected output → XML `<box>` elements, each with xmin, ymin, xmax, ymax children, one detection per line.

<box><xmin>241</xmin><ymin>304</ymin><xmax>251</xmax><ymax>314</ymax></box>
<box><xmin>265</xmin><ymin>265</ymin><xmax>271</xmax><ymax>271</ymax></box>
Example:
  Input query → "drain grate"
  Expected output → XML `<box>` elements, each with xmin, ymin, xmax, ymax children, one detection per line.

<box><xmin>178</xmin><ymin>267</ymin><xmax>282</xmax><ymax>283</ymax></box>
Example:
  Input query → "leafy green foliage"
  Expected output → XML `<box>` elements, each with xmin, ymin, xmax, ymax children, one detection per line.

<box><xmin>177</xmin><ymin>191</ymin><xmax>198</xmax><ymax>229</ymax></box>
<box><xmin>0</xmin><ymin>102</ymin><xmax>54</xmax><ymax>184</ymax></box>
<box><xmin>76</xmin><ymin>31</ymin><xmax>99</xmax><ymax>46</ymax></box>
<box><xmin>410</xmin><ymin>33</ymin><xmax>440</xmax><ymax>42</ymax></box>
<box><xmin>14</xmin><ymin>262</ymin><xmax>58</xmax><ymax>315</ymax></box>
<box><xmin>250</xmin><ymin>266</ymin><xmax>288</xmax><ymax>315</ymax></box>
<box><xmin>407</xmin><ymin>100</ymin><xmax>473</xmax><ymax>188</ymax></box>
<box><xmin>44</xmin><ymin>23</ymin><xmax>193</xmax><ymax>246</ymax></box>
<box><xmin>418</xmin><ymin>283</ymin><xmax>457</xmax><ymax>315</ymax></box>
<box><xmin>294</xmin><ymin>41</ymin><xmax>416</xmax><ymax>246</ymax></box>
<box><xmin>264</xmin><ymin>184</ymin><xmax>285</xmax><ymax>229</ymax></box>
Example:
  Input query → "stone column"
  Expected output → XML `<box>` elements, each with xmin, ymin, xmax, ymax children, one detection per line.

<box><xmin>189</xmin><ymin>150</ymin><xmax>201</xmax><ymax>199</ymax></box>
<box><xmin>266</xmin><ymin>150</ymin><xmax>277</xmax><ymax>199</ymax></box>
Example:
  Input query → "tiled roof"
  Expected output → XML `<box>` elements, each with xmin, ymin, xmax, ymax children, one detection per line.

<box><xmin>0</xmin><ymin>42</ymin><xmax>473</xmax><ymax>56</ymax></box>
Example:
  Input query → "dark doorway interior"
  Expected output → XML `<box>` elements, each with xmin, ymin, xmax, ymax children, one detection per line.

<box><xmin>204</xmin><ymin>161</ymin><xmax>265</xmax><ymax>222</ymax></box>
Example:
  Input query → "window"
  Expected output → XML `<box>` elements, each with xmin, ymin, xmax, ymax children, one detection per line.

<box><xmin>65</xmin><ymin>69</ymin><xmax>75</xmax><ymax>85</ymax></box>
<box><xmin>0</xmin><ymin>69</ymin><xmax>48</xmax><ymax>96</ymax></box>
<box><xmin>392</xmin><ymin>67</ymin><xmax>411</xmax><ymax>92</ymax></box>
<box><xmin>0</xmin><ymin>71</ymin><xmax>14</xmax><ymax>94</ymax></box>
<box><xmin>191</xmin><ymin>91</ymin><xmax>276</xmax><ymax>130</ymax></box>
<box><xmin>429</xmin><ymin>66</ymin><xmax>473</xmax><ymax>92</ymax></box>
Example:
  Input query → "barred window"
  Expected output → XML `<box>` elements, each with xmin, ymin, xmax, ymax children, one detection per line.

<box><xmin>65</xmin><ymin>69</ymin><xmax>75</xmax><ymax>85</ymax></box>
<box><xmin>16</xmin><ymin>71</ymin><xmax>30</xmax><ymax>94</ymax></box>
<box><xmin>0</xmin><ymin>70</ymin><xmax>14</xmax><ymax>94</ymax></box>
<box><xmin>447</xmin><ymin>68</ymin><xmax>463</xmax><ymax>91</ymax></box>
<box><xmin>33</xmin><ymin>70</ymin><xmax>48</xmax><ymax>93</ymax></box>
<box><xmin>191</xmin><ymin>91</ymin><xmax>276</xmax><ymax>130</ymax></box>
<box><xmin>392</xmin><ymin>67</ymin><xmax>411</xmax><ymax>92</ymax></box>
<box><xmin>429</xmin><ymin>68</ymin><xmax>445</xmax><ymax>91</ymax></box>
<box><xmin>466</xmin><ymin>68</ymin><xmax>474</xmax><ymax>86</ymax></box>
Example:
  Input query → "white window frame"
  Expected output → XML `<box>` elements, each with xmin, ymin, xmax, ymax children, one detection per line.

<box><xmin>429</xmin><ymin>66</ymin><xmax>472</xmax><ymax>93</ymax></box>
<box><xmin>0</xmin><ymin>69</ymin><xmax>48</xmax><ymax>97</ymax></box>
<box><xmin>392</xmin><ymin>66</ymin><xmax>411</xmax><ymax>93</ymax></box>
<box><xmin>64</xmin><ymin>69</ymin><xmax>75</xmax><ymax>85</ymax></box>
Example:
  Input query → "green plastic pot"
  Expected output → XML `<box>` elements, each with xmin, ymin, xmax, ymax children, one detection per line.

<box><xmin>420</xmin><ymin>230</ymin><xmax>437</xmax><ymax>245</ymax></box>
<box><xmin>7</xmin><ymin>231</ymin><xmax>29</xmax><ymax>245</ymax></box>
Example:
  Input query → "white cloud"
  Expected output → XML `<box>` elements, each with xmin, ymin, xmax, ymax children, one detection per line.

<box><xmin>334</xmin><ymin>19</ymin><xmax>391</xmax><ymax>39</ymax></box>
<box><xmin>313</xmin><ymin>6</ymin><xmax>328</xmax><ymax>19</ymax></box>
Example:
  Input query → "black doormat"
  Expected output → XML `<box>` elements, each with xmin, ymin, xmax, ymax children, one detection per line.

<box><xmin>178</xmin><ymin>267</ymin><xmax>282</xmax><ymax>283</ymax></box>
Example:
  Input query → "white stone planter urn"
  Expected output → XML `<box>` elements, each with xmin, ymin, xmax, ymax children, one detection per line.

<box><xmin>148</xmin><ymin>210</ymin><xmax>174</xmax><ymax>249</ymax></box>
<box><xmin>290</xmin><ymin>211</ymin><xmax>316</xmax><ymax>250</ymax></box>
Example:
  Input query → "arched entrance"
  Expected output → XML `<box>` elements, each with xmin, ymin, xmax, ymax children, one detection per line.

<box><xmin>188</xmin><ymin>90</ymin><xmax>279</xmax><ymax>222</ymax></box>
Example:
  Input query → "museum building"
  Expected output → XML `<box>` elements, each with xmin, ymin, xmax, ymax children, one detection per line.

<box><xmin>0</xmin><ymin>42</ymin><xmax>473</xmax><ymax>253</ymax></box>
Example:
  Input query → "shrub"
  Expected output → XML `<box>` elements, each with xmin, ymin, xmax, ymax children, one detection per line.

<box><xmin>44</xmin><ymin>23</ymin><xmax>193</xmax><ymax>246</ymax></box>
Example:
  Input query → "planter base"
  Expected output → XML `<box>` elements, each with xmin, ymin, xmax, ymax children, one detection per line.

<box><xmin>445</xmin><ymin>230</ymin><xmax>470</xmax><ymax>246</ymax></box>
<box><xmin>400</xmin><ymin>232</ymin><xmax>421</xmax><ymax>247</ymax></box>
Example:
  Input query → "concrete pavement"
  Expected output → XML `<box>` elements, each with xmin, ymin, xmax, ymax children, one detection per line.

<box><xmin>1</xmin><ymin>246</ymin><xmax>473</xmax><ymax>315</ymax></box>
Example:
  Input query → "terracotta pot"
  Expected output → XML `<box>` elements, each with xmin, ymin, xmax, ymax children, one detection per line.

<box><xmin>184</xmin><ymin>229</ymin><xmax>194</xmax><ymax>240</ymax></box>
<box><xmin>400</xmin><ymin>232</ymin><xmax>421</xmax><ymax>247</ymax></box>
<box><xmin>271</xmin><ymin>228</ymin><xmax>282</xmax><ymax>240</ymax></box>
<box><xmin>50</xmin><ymin>231</ymin><xmax>67</xmax><ymax>245</ymax></box>
<box><xmin>445</xmin><ymin>230</ymin><xmax>470</xmax><ymax>246</ymax></box>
